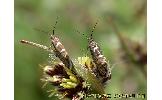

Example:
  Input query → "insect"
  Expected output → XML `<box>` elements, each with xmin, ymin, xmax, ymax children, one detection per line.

<box><xmin>21</xmin><ymin>18</ymin><xmax>74</xmax><ymax>70</ymax></box>
<box><xmin>87</xmin><ymin>21</ymin><xmax>111</xmax><ymax>83</ymax></box>
<box><xmin>20</xmin><ymin>18</ymin><xmax>111</xmax><ymax>84</ymax></box>
<box><xmin>50</xmin><ymin>19</ymin><xmax>74</xmax><ymax>70</ymax></box>
<box><xmin>20</xmin><ymin>19</ymin><xmax>113</xmax><ymax>100</ymax></box>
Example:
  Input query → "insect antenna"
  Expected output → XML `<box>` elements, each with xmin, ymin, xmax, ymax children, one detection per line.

<box><xmin>33</xmin><ymin>28</ymin><xmax>49</xmax><ymax>34</ymax></box>
<box><xmin>75</xmin><ymin>29</ymin><xmax>89</xmax><ymax>56</ymax></box>
<box><xmin>89</xmin><ymin>20</ymin><xmax>99</xmax><ymax>40</ymax></box>
<box><xmin>52</xmin><ymin>16</ymin><xmax>59</xmax><ymax>35</ymax></box>
<box><xmin>33</xmin><ymin>16</ymin><xmax>59</xmax><ymax>36</ymax></box>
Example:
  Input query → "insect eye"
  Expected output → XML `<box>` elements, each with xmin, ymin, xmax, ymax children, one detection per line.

<box><xmin>108</xmin><ymin>74</ymin><xmax>111</xmax><ymax>79</ymax></box>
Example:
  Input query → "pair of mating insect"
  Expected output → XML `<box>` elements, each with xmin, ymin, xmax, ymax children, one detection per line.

<box><xmin>21</xmin><ymin>20</ymin><xmax>111</xmax><ymax>83</ymax></box>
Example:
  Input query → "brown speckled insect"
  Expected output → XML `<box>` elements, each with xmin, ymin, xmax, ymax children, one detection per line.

<box><xmin>21</xmin><ymin>18</ymin><xmax>74</xmax><ymax>70</ymax></box>
<box><xmin>87</xmin><ymin>21</ymin><xmax>111</xmax><ymax>83</ymax></box>
<box><xmin>50</xmin><ymin>20</ymin><xmax>74</xmax><ymax>69</ymax></box>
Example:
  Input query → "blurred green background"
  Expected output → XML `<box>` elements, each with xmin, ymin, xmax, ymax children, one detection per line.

<box><xmin>15</xmin><ymin>0</ymin><xmax>147</xmax><ymax>100</ymax></box>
